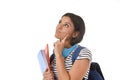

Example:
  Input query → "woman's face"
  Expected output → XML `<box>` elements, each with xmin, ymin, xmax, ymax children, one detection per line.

<box><xmin>55</xmin><ymin>16</ymin><xmax>75</xmax><ymax>41</ymax></box>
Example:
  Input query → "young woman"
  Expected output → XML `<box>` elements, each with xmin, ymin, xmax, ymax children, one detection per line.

<box><xmin>43</xmin><ymin>13</ymin><xmax>92</xmax><ymax>80</ymax></box>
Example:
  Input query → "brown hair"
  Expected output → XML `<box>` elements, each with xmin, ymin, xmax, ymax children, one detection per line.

<box><xmin>62</xmin><ymin>13</ymin><xmax>85</xmax><ymax>46</ymax></box>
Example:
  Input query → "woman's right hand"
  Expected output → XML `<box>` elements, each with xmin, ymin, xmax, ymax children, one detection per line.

<box><xmin>43</xmin><ymin>68</ymin><xmax>54</xmax><ymax>80</ymax></box>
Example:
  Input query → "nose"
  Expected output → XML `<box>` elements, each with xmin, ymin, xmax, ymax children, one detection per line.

<box><xmin>57</xmin><ymin>23</ymin><xmax>63</xmax><ymax>29</ymax></box>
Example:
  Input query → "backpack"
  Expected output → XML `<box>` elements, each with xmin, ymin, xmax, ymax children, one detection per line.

<box><xmin>50</xmin><ymin>45</ymin><xmax>105</xmax><ymax>80</ymax></box>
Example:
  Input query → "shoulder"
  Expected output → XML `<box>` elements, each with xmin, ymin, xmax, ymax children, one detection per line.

<box><xmin>76</xmin><ymin>46</ymin><xmax>92</xmax><ymax>61</ymax></box>
<box><xmin>81</xmin><ymin>47</ymin><xmax>91</xmax><ymax>54</ymax></box>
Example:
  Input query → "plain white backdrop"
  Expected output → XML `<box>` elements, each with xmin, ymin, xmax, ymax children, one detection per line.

<box><xmin>0</xmin><ymin>0</ymin><xmax>120</xmax><ymax>80</ymax></box>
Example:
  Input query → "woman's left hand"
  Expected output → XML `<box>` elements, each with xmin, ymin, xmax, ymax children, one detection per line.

<box><xmin>43</xmin><ymin>68</ymin><xmax>54</xmax><ymax>80</ymax></box>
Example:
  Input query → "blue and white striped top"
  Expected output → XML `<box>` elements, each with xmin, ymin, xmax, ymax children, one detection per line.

<box><xmin>51</xmin><ymin>47</ymin><xmax>92</xmax><ymax>80</ymax></box>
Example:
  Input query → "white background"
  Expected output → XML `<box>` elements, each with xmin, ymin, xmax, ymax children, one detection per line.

<box><xmin>0</xmin><ymin>0</ymin><xmax>120</xmax><ymax>80</ymax></box>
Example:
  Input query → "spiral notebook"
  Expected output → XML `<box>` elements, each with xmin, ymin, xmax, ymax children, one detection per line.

<box><xmin>37</xmin><ymin>49</ymin><xmax>48</xmax><ymax>74</ymax></box>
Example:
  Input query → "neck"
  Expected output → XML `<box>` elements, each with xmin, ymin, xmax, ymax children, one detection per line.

<box><xmin>64</xmin><ymin>41</ymin><xmax>71</xmax><ymax>48</ymax></box>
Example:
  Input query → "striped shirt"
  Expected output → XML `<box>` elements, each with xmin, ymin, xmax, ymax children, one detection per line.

<box><xmin>51</xmin><ymin>47</ymin><xmax>92</xmax><ymax>80</ymax></box>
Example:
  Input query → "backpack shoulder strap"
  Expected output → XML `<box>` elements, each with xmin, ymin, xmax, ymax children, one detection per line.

<box><xmin>50</xmin><ymin>45</ymin><xmax>84</xmax><ymax>64</ymax></box>
<box><xmin>72</xmin><ymin>45</ymin><xmax>84</xmax><ymax>63</ymax></box>
<box><xmin>50</xmin><ymin>53</ymin><xmax>55</xmax><ymax>64</ymax></box>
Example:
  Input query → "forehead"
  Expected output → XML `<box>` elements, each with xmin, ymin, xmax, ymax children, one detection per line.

<box><xmin>61</xmin><ymin>16</ymin><xmax>74</xmax><ymax>29</ymax></box>
<box><xmin>61</xmin><ymin>16</ymin><xmax>72</xmax><ymax>23</ymax></box>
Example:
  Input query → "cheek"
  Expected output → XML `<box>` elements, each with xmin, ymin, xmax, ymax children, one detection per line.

<box><xmin>54</xmin><ymin>31</ymin><xmax>62</xmax><ymax>39</ymax></box>
<box><xmin>66</xmin><ymin>29</ymin><xmax>74</xmax><ymax>36</ymax></box>
<box><xmin>64</xmin><ymin>30</ymin><xmax>74</xmax><ymax>39</ymax></box>
<box><xmin>55</xmin><ymin>26</ymin><xmax>74</xmax><ymax>39</ymax></box>
<box><xmin>67</xmin><ymin>30</ymin><xmax>75</xmax><ymax>38</ymax></box>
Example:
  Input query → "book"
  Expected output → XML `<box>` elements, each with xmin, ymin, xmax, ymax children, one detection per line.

<box><xmin>37</xmin><ymin>49</ymin><xmax>48</xmax><ymax>74</ymax></box>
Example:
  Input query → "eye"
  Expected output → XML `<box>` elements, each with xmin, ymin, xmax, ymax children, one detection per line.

<box><xmin>64</xmin><ymin>23</ymin><xmax>70</xmax><ymax>28</ymax></box>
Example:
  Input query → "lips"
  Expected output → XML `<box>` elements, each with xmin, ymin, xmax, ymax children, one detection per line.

<box><xmin>55</xmin><ymin>30</ymin><xmax>62</xmax><ymax>39</ymax></box>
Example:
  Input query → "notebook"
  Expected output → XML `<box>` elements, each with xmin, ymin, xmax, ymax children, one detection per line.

<box><xmin>37</xmin><ymin>49</ymin><xmax>48</xmax><ymax>74</ymax></box>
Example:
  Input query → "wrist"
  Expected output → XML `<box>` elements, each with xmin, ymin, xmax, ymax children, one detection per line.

<box><xmin>55</xmin><ymin>52</ymin><xmax>62</xmax><ymax>58</ymax></box>
<box><xmin>55</xmin><ymin>54</ymin><xmax>64</xmax><ymax>62</ymax></box>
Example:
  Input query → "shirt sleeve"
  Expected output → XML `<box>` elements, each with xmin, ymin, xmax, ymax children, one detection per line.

<box><xmin>76</xmin><ymin>47</ymin><xmax>92</xmax><ymax>61</ymax></box>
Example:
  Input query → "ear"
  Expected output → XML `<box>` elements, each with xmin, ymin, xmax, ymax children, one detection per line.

<box><xmin>72</xmin><ymin>31</ymin><xmax>80</xmax><ymax>38</ymax></box>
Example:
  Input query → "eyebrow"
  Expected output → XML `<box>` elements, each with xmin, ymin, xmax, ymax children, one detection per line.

<box><xmin>64</xmin><ymin>22</ymin><xmax>71</xmax><ymax>26</ymax></box>
<box><xmin>59</xmin><ymin>19</ymin><xmax>72</xmax><ymax>27</ymax></box>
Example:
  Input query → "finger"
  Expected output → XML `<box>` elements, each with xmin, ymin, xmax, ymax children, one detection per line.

<box><xmin>47</xmin><ymin>67</ymin><xmax>51</xmax><ymax>72</ymax></box>
<box><xmin>44</xmin><ymin>68</ymin><xmax>50</xmax><ymax>74</ymax></box>
<box><xmin>61</xmin><ymin>34</ymin><xmax>69</xmax><ymax>43</ymax></box>
<box><xmin>61</xmin><ymin>29</ymin><xmax>71</xmax><ymax>42</ymax></box>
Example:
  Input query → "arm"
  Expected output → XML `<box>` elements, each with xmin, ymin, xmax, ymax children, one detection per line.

<box><xmin>55</xmin><ymin>54</ymin><xmax>70</xmax><ymax>80</ymax></box>
<box><xmin>69</xmin><ymin>59</ymin><xmax>90</xmax><ymax>80</ymax></box>
<box><xmin>54</xmin><ymin>35</ymin><xmax>91</xmax><ymax>80</ymax></box>
<box><xmin>43</xmin><ymin>44</ymin><xmax>55</xmax><ymax>80</ymax></box>
<box><xmin>56</xmin><ymin>54</ymin><xmax>90</xmax><ymax>80</ymax></box>
<box><xmin>43</xmin><ymin>68</ymin><xmax>54</xmax><ymax>80</ymax></box>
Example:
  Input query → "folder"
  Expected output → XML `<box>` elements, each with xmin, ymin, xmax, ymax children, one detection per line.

<box><xmin>37</xmin><ymin>49</ymin><xmax>48</xmax><ymax>74</ymax></box>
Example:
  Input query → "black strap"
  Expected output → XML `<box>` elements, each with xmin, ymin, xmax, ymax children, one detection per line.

<box><xmin>50</xmin><ymin>45</ymin><xmax>84</xmax><ymax>64</ymax></box>
<box><xmin>50</xmin><ymin>53</ymin><xmax>55</xmax><ymax>64</ymax></box>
